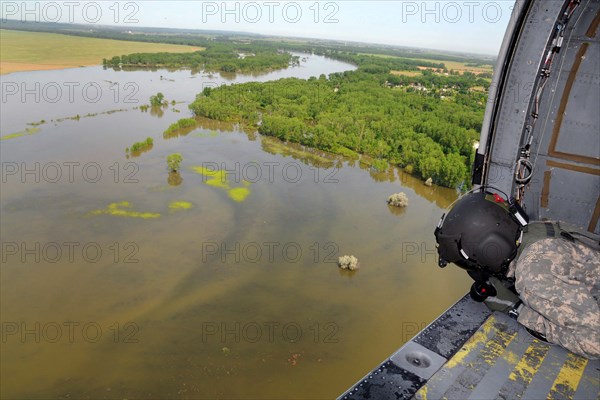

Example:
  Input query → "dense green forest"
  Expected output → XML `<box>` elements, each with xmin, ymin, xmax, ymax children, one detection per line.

<box><xmin>190</xmin><ymin>53</ymin><xmax>488</xmax><ymax>188</ymax></box>
<box><xmin>103</xmin><ymin>43</ymin><xmax>295</xmax><ymax>73</ymax></box>
<box><xmin>323</xmin><ymin>52</ymin><xmax>444</xmax><ymax>72</ymax></box>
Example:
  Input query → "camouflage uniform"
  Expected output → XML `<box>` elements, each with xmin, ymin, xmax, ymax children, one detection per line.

<box><xmin>514</xmin><ymin>237</ymin><xmax>600</xmax><ymax>359</ymax></box>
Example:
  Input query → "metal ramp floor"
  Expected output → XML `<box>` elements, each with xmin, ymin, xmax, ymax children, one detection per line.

<box><xmin>339</xmin><ymin>295</ymin><xmax>600</xmax><ymax>400</ymax></box>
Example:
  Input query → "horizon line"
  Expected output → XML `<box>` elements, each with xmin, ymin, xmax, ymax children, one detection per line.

<box><xmin>0</xmin><ymin>19</ymin><xmax>499</xmax><ymax>59</ymax></box>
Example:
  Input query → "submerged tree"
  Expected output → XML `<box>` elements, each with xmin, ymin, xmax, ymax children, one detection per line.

<box><xmin>387</xmin><ymin>192</ymin><xmax>409</xmax><ymax>207</ymax></box>
<box><xmin>167</xmin><ymin>153</ymin><xmax>183</xmax><ymax>172</ymax></box>
<box><xmin>150</xmin><ymin>92</ymin><xmax>165</xmax><ymax>107</ymax></box>
<box><xmin>128</xmin><ymin>137</ymin><xmax>154</xmax><ymax>153</ymax></box>
<box><xmin>338</xmin><ymin>255</ymin><xmax>360</xmax><ymax>271</ymax></box>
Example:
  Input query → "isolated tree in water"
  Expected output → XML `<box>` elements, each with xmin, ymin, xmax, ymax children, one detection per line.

<box><xmin>167</xmin><ymin>153</ymin><xmax>183</xmax><ymax>173</ymax></box>
<box><xmin>150</xmin><ymin>92</ymin><xmax>165</xmax><ymax>107</ymax></box>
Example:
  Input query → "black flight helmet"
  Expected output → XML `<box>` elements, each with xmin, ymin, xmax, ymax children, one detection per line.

<box><xmin>434</xmin><ymin>191</ymin><xmax>524</xmax><ymax>275</ymax></box>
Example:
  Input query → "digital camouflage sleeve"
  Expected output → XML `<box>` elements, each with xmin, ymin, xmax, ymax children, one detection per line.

<box><xmin>514</xmin><ymin>237</ymin><xmax>600</xmax><ymax>359</ymax></box>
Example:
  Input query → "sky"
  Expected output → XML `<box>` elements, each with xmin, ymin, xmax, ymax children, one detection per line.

<box><xmin>1</xmin><ymin>1</ymin><xmax>518</xmax><ymax>55</ymax></box>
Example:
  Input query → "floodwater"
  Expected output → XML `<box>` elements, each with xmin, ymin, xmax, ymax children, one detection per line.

<box><xmin>0</xmin><ymin>54</ymin><xmax>471</xmax><ymax>399</ymax></box>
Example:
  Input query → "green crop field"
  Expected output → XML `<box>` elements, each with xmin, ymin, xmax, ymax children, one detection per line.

<box><xmin>0</xmin><ymin>29</ymin><xmax>203</xmax><ymax>74</ymax></box>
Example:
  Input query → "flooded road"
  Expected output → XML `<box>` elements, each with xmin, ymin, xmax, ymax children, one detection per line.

<box><xmin>0</xmin><ymin>54</ymin><xmax>471</xmax><ymax>399</ymax></box>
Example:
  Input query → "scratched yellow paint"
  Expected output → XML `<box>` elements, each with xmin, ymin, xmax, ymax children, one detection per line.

<box><xmin>547</xmin><ymin>353</ymin><xmax>588</xmax><ymax>399</ymax></box>
<box><xmin>416</xmin><ymin>324</ymin><xmax>590</xmax><ymax>400</ymax></box>
<box><xmin>509</xmin><ymin>339</ymin><xmax>549</xmax><ymax>386</ymax></box>
<box><xmin>502</xmin><ymin>349</ymin><xmax>521</xmax><ymax>366</ymax></box>
<box><xmin>414</xmin><ymin>383</ymin><xmax>428</xmax><ymax>400</ymax></box>
<box><xmin>417</xmin><ymin>315</ymin><xmax>516</xmax><ymax>399</ymax></box>
<box><xmin>444</xmin><ymin>315</ymin><xmax>496</xmax><ymax>369</ymax></box>
<box><xmin>477</xmin><ymin>328</ymin><xmax>516</xmax><ymax>367</ymax></box>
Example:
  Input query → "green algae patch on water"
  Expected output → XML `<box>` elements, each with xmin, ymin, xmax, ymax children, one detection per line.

<box><xmin>1</xmin><ymin>127</ymin><xmax>40</xmax><ymax>140</ymax></box>
<box><xmin>228</xmin><ymin>180</ymin><xmax>252</xmax><ymax>202</ymax></box>
<box><xmin>91</xmin><ymin>201</ymin><xmax>161</xmax><ymax>219</ymax></box>
<box><xmin>191</xmin><ymin>166</ymin><xmax>253</xmax><ymax>202</ymax></box>
<box><xmin>228</xmin><ymin>187</ymin><xmax>251</xmax><ymax>202</ymax></box>
<box><xmin>169</xmin><ymin>201</ymin><xmax>193</xmax><ymax>210</ymax></box>
<box><xmin>191</xmin><ymin>166</ymin><xmax>230</xmax><ymax>189</ymax></box>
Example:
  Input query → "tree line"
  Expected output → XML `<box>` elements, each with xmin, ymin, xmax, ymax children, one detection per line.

<box><xmin>102</xmin><ymin>43</ymin><xmax>295</xmax><ymax>73</ymax></box>
<box><xmin>190</xmin><ymin>53</ymin><xmax>487</xmax><ymax>188</ymax></box>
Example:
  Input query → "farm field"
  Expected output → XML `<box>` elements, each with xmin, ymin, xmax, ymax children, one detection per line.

<box><xmin>0</xmin><ymin>29</ymin><xmax>203</xmax><ymax>74</ymax></box>
<box><xmin>359</xmin><ymin>52</ymin><xmax>493</xmax><ymax>75</ymax></box>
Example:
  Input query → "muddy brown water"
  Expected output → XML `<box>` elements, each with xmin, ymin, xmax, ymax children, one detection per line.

<box><xmin>0</xmin><ymin>53</ymin><xmax>471</xmax><ymax>399</ymax></box>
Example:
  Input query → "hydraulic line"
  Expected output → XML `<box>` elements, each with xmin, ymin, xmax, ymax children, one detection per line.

<box><xmin>515</xmin><ymin>0</ymin><xmax>581</xmax><ymax>203</ymax></box>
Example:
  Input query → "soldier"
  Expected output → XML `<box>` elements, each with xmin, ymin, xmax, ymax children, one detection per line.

<box><xmin>512</xmin><ymin>232</ymin><xmax>600</xmax><ymax>359</ymax></box>
<box><xmin>435</xmin><ymin>190</ymin><xmax>600</xmax><ymax>359</ymax></box>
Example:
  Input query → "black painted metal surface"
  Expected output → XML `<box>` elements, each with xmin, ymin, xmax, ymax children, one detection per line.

<box><xmin>338</xmin><ymin>295</ymin><xmax>492</xmax><ymax>399</ymax></box>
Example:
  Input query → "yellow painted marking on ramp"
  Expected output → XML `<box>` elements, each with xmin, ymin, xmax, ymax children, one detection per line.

<box><xmin>477</xmin><ymin>327</ymin><xmax>516</xmax><ymax>367</ymax></box>
<box><xmin>444</xmin><ymin>315</ymin><xmax>496</xmax><ymax>369</ymax></box>
<box><xmin>508</xmin><ymin>339</ymin><xmax>549</xmax><ymax>387</ymax></box>
<box><xmin>418</xmin><ymin>315</ymin><xmax>518</xmax><ymax>399</ymax></box>
<box><xmin>547</xmin><ymin>353</ymin><xmax>588</xmax><ymax>399</ymax></box>
<box><xmin>414</xmin><ymin>384</ymin><xmax>428</xmax><ymax>400</ymax></box>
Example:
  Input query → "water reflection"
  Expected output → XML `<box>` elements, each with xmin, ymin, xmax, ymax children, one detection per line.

<box><xmin>259</xmin><ymin>134</ymin><xmax>458</xmax><ymax>210</ymax></box>
<box><xmin>168</xmin><ymin>172</ymin><xmax>183</xmax><ymax>186</ymax></box>
<box><xmin>149</xmin><ymin>105</ymin><xmax>167</xmax><ymax>118</ymax></box>
<box><xmin>387</xmin><ymin>204</ymin><xmax>407</xmax><ymax>216</ymax></box>
<box><xmin>261</xmin><ymin>136</ymin><xmax>336</xmax><ymax>169</ymax></box>
<box><xmin>163</xmin><ymin>124</ymin><xmax>198</xmax><ymax>139</ymax></box>
<box><xmin>127</xmin><ymin>144</ymin><xmax>154</xmax><ymax>158</ymax></box>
